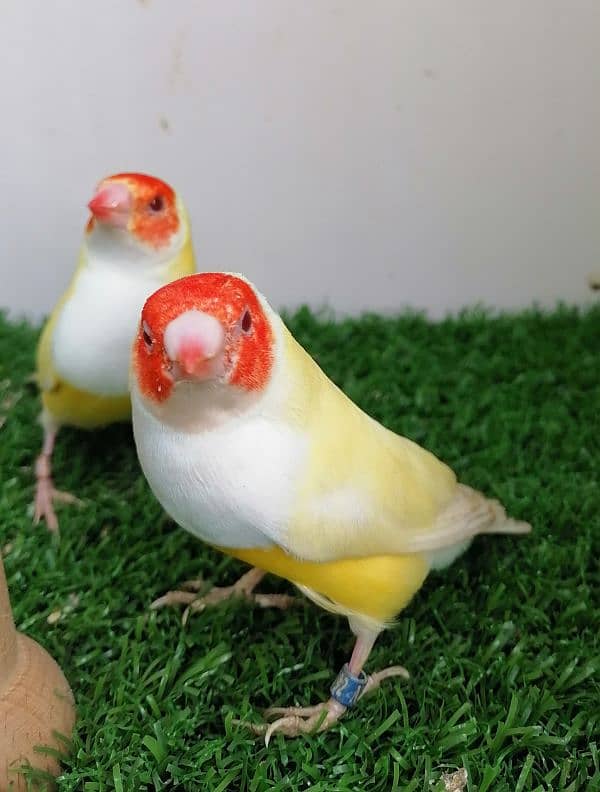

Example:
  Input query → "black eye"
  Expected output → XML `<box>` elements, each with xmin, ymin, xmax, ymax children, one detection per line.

<box><xmin>149</xmin><ymin>195</ymin><xmax>164</xmax><ymax>212</ymax></box>
<box><xmin>241</xmin><ymin>309</ymin><xmax>252</xmax><ymax>334</ymax></box>
<box><xmin>142</xmin><ymin>321</ymin><xmax>154</xmax><ymax>351</ymax></box>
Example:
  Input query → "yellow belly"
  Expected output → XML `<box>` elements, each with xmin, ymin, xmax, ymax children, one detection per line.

<box><xmin>221</xmin><ymin>545</ymin><xmax>429</xmax><ymax>622</ymax></box>
<box><xmin>42</xmin><ymin>380</ymin><xmax>131</xmax><ymax>429</ymax></box>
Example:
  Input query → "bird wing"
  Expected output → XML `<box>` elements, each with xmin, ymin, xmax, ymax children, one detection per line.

<box><xmin>36</xmin><ymin>248</ymin><xmax>87</xmax><ymax>393</ymax></box>
<box><xmin>274</xmin><ymin>328</ymin><xmax>529</xmax><ymax>562</ymax></box>
<box><xmin>163</xmin><ymin>214</ymin><xmax>196</xmax><ymax>281</ymax></box>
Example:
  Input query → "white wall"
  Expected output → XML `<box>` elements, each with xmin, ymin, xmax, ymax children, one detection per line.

<box><xmin>1</xmin><ymin>1</ymin><xmax>598</xmax><ymax>320</ymax></box>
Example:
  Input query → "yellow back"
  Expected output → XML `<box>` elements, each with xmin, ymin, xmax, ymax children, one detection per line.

<box><xmin>279</xmin><ymin>325</ymin><xmax>458</xmax><ymax>561</ymax></box>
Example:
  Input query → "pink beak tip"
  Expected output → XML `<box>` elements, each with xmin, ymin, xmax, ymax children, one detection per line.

<box><xmin>178</xmin><ymin>340</ymin><xmax>206</xmax><ymax>375</ymax></box>
<box><xmin>87</xmin><ymin>183</ymin><xmax>132</xmax><ymax>224</ymax></box>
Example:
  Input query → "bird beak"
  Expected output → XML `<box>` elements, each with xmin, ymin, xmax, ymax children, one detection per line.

<box><xmin>88</xmin><ymin>182</ymin><xmax>132</xmax><ymax>228</ymax></box>
<box><xmin>164</xmin><ymin>310</ymin><xmax>226</xmax><ymax>381</ymax></box>
<box><xmin>177</xmin><ymin>339</ymin><xmax>209</xmax><ymax>377</ymax></box>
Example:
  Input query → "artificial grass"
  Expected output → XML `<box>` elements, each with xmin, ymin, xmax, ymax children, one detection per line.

<box><xmin>0</xmin><ymin>304</ymin><xmax>598</xmax><ymax>792</ymax></box>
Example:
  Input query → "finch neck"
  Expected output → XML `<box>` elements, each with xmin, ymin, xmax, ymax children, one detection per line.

<box><xmin>85</xmin><ymin>223</ymin><xmax>185</xmax><ymax>273</ymax></box>
<box><xmin>141</xmin><ymin>379</ymin><xmax>262</xmax><ymax>433</ymax></box>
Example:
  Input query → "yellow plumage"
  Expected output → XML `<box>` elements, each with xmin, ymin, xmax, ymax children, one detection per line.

<box><xmin>222</xmin><ymin>324</ymin><xmax>526</xmax><ymax>629</ymax></box>
<box><xmin>222</xmin><ymin>545</ymin><xmax>429</xmax><ymax>624</ymax></box>
<box><xmin>281</xmin><ymin>326</ymin><xmax>458</xmax><ymax>559</ymax></box>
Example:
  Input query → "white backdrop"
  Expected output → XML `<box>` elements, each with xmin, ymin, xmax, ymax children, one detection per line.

<box><xmin>1</xmin><ymin>1</ymin><xmax>598</xmax><ymax>319</ymax></box>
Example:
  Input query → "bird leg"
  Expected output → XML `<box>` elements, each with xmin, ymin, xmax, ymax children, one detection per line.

<box><xmin>242</xmin><ymin>628</ymin><xmax>409</xmax><ymax>743</ymax></box>
<box><xmin>33</xmin><ymin>425</ymin><xmax>81</xmax><ymax>533</ymax></box>
<box><xmin>150</xmin><ymin>567</ymin><xmax>298</xmax><ymax>621</ymax></box>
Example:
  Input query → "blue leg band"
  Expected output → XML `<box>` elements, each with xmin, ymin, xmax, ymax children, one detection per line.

<box><xmin>330</xmin><ymin>663</ymin><xmax>368</xmax><ymax>708</ymax></box>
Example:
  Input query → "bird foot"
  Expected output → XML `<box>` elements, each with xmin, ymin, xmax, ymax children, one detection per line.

<box><xmin>150</xmin><ymin>568</ymin><xmax>298</xmax><ymax>622</ymax></box>
<box><xmin>241</xmin><ymin>697</ymin><xmax>347</xmax><ymax>743</ymax></box>
<box><xmin>33</xmin><ymin>475</ymin><xmax>82</xmax><ymax>534</ymax></box>
<box><xmin>240</xmin><ymin>664</ymin><xmax>410</xmax><ymax>743</ymax></box>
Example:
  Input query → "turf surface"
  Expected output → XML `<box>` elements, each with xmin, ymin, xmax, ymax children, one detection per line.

<box><xmin>0</xmin><ymin>305</ymin><xmax>598</xmax><ymax>791</ymax></box>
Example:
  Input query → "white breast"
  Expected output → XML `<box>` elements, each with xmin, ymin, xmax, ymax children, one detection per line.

<box><xmin>52</xmin><ymin>266</ymin><xmax>164</xmax><ymax>395</ymax></box>
<box><xmin>131</xmin><ymin>390</ymin><xmax>307</xmax><ymax>550</ymax></box>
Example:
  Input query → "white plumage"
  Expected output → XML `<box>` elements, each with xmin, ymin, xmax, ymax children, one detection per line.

<box><xmin>132</xmin><ymin>387</ymin><xmax>307</xmax><ymax>550</ymax></box>
<box><xmin>53</xmin><ymin>265</ymin><xmax>166</xmax><ymax>395</ymax></box>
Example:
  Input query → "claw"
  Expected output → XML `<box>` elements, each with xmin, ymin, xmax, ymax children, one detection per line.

<box><xmin>237</xmin><ymin>698</ymin><xmax>346</xmax><ymax>742</ymax></box>
<box><xmin>263</xmin><ymin>703</ymin><xmax>326</xmax><ymax>720</ymax></box>
<box><xmin>266</xmin><ymin>707</ymin><xmax>332</xmax><ymax>745</ymax></box>
<box><xmin>265</xmin><ymin>716</ymin><xmax>296</xmax><ymax>746</ymax></box>
<box><xmin>149</xmin><ymin>567</ymin><xmax>298</xmax><ymax>619</ymax></box>
<box><xmin>33</xmin><ymin>477</ymin><xmax>82</xmax><ymax>534</ymax></box>
<box><xmin>231</xmin><ymin>718</ymin><xmax>267</xmax><ymax>735</ymax></box>
<box><xmin>265</xmin><ymin>700</ymin><xmax>343</xmax><ymax>743</ymax></box>
<box><xmin>150</xmin><ymin>590</ymin><xmax>199</xmax><ymax>610</ymax></box>
<box><xmin>236</xmin><ymin>662</ymin><xmax>410</xmax><ymax>741</ymax></box>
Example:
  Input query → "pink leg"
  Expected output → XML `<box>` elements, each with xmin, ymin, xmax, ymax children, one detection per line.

<box><xmin>150</xmin><ymin>567</ymin><xmax>298</xmax><ymax>621</ymax></box>
<box><xmin>348</xmin><ymin>630</ymin><xmax>378</xmax><ymax>673</ymax></box>
<box><xmin>243</xmin><ymin>627</ymin><xmax>409</xmax><ymax>743</ymax></box>
<box><xmin>33</xmin><ymin>425</ymin><xmax>81</xmax><ymax>534</ymax></box>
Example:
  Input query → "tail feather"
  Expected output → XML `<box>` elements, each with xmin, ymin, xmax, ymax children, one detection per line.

<box><xmin>425</xmin><ymin>484</ymin><xmax>531</xmax><ymax>569</ymax></box>
<box><xmin>399</xmin><ymin>483</ymin><xmax>532</xmax><ymax>553</ymax></box>
<box><xmin>477</xmin><ymin>491</ymin><xmax>532</xmax><ymax>536</ymax></box>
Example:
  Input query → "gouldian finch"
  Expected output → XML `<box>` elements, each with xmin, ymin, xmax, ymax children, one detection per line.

<box><xmin>34</xmin><ymin>172</ymin><xmax>196</xmax><ymax>532</ymax></box>
<box><xmin>131</xmin><ymin>273</ymin><xmax>531</xmax><ymax>740</ymax></box>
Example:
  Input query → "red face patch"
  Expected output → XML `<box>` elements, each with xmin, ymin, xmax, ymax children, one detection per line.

<box><xmin>106</xmin><ymin>173</ymin><xmax>179</xmax><ymax>249</ymax></box>
<box><xmin>134</xmin><ymin>273</ymin><xmax>274</xmax><ymax>402</ymax></box>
